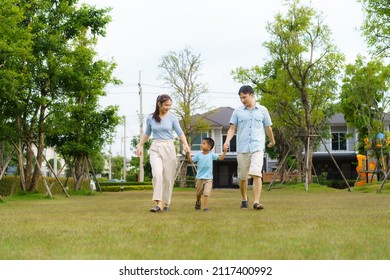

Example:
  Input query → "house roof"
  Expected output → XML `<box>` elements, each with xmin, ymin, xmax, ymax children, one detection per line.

<box><xmin>329</xmin><ymin>113</ymin><xmax>346</xmax><ymax>125</ymax></box>
<box><xmin>202</xmin><ymin>106</ymin><xmax>234</xmax><ymax>128</ymax></box>
<box><xmin>330</xmin><ymin>112</ymin><xmax>390</xmax><ymax>125</ymax></box>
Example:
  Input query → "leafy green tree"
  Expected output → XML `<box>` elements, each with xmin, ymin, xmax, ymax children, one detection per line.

<box><xmin>340</xmin><ymin>55</ymin><xmax>390</xmax><ymax>159</ymax></box>
<box><xmin>359</xmin><ymin>0</ymin><xmax>390</xmax><ymax>57</ymax></box>
<box><xmin>89</xmin><ymin>152</ymin><xmax>106</xmax><ymax>176</ymax></box>
<box><xmin>158</xmin><ymin>47</ymin><xmax>211</xmax><ymax>187</ymax></box>
<box><xmin>232</xmin><ymin>0</ymin><xmax>345</xmax><ymax>184</ymax></box>
<box><xmin>0</xmin><ymin>0</ymin><xmax>34</xmax><ymax>189</ymax></box>
<box><xmin>0</xmin><ymin>1</ymin><xmax>118</xmax><ymax>192</ymax></box>
<box><xmin>111</xmin><ymin>156</ymin><xmax>124</xmax><ymax>180</ymax></box>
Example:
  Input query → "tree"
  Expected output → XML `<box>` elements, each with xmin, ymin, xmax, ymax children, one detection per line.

<box><xmin>0</xmin><ymin>1</ymin><xmax>118</xmax><ymax>193</ymax></box>
<box><xmin>111</xmin><ymin>156</ymin><xmax>124</xmax><ymax>180</ymax></box>
<box><xmin>359</xmin><ymin>0</ymin><xmax>390</xmax><ymax>57</ymax></box>
<box><xmin>232</xmin><ymin>0</ymin><xmax>345</xmax><ymax>186</ymax></box>
<box><xmin>0</xmin><ymin>0</ymin><xmax>34</xmax><ymax>190</ymax></box>
<box><xmin>158</xmin><ymin>47</ymin><xmax>211</xmax><ymax>187</ymax></box>
<box><xmin>340</xmin><ymin>55</ymin><xmax>390</xmax><ymax>159</ymax></box>
<box><xmin>89</xmin><ymin>152</ymin><xmax>106</xmax><ymax>176</ymax></box>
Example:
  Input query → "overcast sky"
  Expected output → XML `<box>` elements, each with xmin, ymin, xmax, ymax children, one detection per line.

<box><xmin>81</xmin><ymin>0</ymin><xmax>368</xmax><ymax>157</ymax></box>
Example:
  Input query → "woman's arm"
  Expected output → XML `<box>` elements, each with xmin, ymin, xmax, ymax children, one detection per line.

<box><xmin>136</xmin><ymin>134</ymin><xmax>150</xmax><ymax>157</ymax></box>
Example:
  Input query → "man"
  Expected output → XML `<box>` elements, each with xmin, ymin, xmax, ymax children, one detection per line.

<box><xmin>224</xmin><ymin>85</ymin><xmax>275</xmax><ymax>210</ymax></box>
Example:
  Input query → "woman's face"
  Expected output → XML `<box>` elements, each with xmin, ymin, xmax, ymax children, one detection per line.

<box><xmin>159</xmin><ymin>100</ymin><xmax>172</xmax><ymax>114</ymax></box>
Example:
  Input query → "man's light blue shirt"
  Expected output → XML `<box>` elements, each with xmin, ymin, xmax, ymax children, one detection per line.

<box><xmin>229</xmin><ymin>104</ymin><xmax>272</xmax><ymax>153</ymax></box>
<box><xmin>192</xmin><ymin>152</ymin><xmax>218</xmax><ymax>179</ymax></box>
<box><xmin>145</xmin><ymin>113</ymin><xmax>183</xmax><ymax>139</ymax></box>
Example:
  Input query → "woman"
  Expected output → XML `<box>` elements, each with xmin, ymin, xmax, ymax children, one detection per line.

<box><xmin>136</xmin><ymin>94</ymin><xmax>191</xmax><ymax>212</ymax></box>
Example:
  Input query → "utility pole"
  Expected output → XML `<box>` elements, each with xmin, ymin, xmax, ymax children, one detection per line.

<box><xmin>138</xmin><ymin>71</ymin><xmax>145</xmax><ymax>182</ymax></box>
<box><xmin>123</xmin><ymin>116</ymin><xmax>127</xmax><ymax>182</ymax></box>
<box><xmin>108</xmin><ymin>147</ymin><xmax>112</xmax><ymax>180</ymax></box>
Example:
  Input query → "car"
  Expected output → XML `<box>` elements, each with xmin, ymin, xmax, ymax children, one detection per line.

<box><xmin>107</xmin><ymin>179</ymin><xmax>120</xmax><ymax>183</ymax></box>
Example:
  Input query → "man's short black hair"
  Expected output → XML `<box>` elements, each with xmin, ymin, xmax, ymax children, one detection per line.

<box><xmin>203</xmin><ymin>137</ymin><xmax>215</xmax><ymax>149</ymax></box>
<box><xmin>238</xmin><ymin>85</ymin><xmax>254</xmax><ymax>95</ymax></box>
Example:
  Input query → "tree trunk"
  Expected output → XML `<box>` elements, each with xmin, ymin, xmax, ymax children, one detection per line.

<box><xmin>15</xmin><ymin>140</ymin><xmax>26</xmax><ymax>192</ymax></box>
<box><xmin>30</xmin><ymin>99</ymin><xmax>47</xmax><ymax>192</ymax></box>
<box><xmin>0</xmin><ymin>147</ymin><xmax>16</xmax><ymax>180</ymax></box>
<box><xmin>74</xmin><ymin>156</ymin><xmax>85</xmax><ymax>190</ymax></box>
<box><xmin>179</xmin><ymin>159</ymin><xmax>188</xmax><ymax>188</ymax></box>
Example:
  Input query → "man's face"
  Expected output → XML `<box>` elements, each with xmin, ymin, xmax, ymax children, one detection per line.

<box><xmin>239</xmin><ymin>92</ymin><xmax>254</xmax><ymax>107</ymax></box>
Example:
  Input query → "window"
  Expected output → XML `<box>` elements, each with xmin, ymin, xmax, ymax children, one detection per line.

<box><xmin>192</xmin><ymin>132</ymin><xmax>208</xmax><ymax>151</ymax></box>
<box><xmin>332</xmin><ymin>132</ymin><xmax>347</xmax><ymax>151</ymax></box>
<box><xmin>223</xmin><ymin>135</ymin><xmax>237</xmax><ymax>152</ymax></box>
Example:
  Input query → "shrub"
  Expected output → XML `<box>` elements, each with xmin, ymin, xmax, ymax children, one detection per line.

<box><xmin>100</xmin><ymin>185</ymin><xmax>153</xmax><ymax>192</ymax></box>
<box><xmin>0</xmin><ymin>176</ymin><xmax>90</xmax><ymax>197</ymax></box>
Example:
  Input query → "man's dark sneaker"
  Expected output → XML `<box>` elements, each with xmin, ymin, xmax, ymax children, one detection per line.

<box><xmin>150</xmin><ymin>206</ymin><xmax>162</xmax><ymax>213</ymax></box>
<box><xmin>195</xmin><ymin>201</ymin><xmax>201</xmax><ymax>210</ymax></box>
<box><xmin>240</xmin><ymin>200</ymin><xmax>249</xmax><ymax>209</ymax></box>
<box><xmin>253</xmin><ymin>203</ymin><xmax>264</xmax><ymax>210</ymax></box>
<box><xmin>163</xmin><ymin>207</ymin><xmax>170</xmax><ymax>212</ymax></box>
<box><xmin>203</xmin><ymin>208</ymin><xmax>209</xmax><ymax>212</ymax></box>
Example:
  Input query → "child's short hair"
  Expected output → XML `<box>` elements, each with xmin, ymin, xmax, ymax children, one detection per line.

<box><xmin>203</xmin><ymin>137</ymin><xmax>215</xmax><ymax>149</ymax></box>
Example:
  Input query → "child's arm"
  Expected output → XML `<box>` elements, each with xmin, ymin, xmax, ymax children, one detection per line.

<box><xmin>217</xmin><ymin>147</ymin><xmax>228</xmax><ymax>161</ymax></box>
<box><xmin>186</xmin><ymin>151</ymin><xmax>193</xmax><ymax>164</ymax></box>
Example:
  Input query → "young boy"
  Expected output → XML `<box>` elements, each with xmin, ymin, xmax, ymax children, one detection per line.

<box><xmin>187</xmin><ymin>137</ymin><xmax>227</xmax><ymax>211</ymax></box>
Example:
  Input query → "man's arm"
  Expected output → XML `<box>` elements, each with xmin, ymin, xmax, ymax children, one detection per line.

<box><xmin>265</xmin><ymin>126</ymin><xmax>275</xmax><ymax>148</ymax></box>
<box><xmin>223</xmin><ymin>124</ymin><xmax>237</xmax><ymax>151</ymax></box>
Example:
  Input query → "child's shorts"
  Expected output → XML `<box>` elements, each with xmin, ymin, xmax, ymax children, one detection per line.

<box><xmin>195</xmin><ymin>179</ymin><xmax>213</xmax><ymax>197</ymax></box>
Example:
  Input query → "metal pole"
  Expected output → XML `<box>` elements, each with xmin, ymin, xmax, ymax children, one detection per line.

<box><xmin>305</xmin><ymin>136</ymin><xmax>310</xmax><ymax>191</ymax></box>
<box><xmin>123</xmin><ymin>116</ymin><xmax>126</xmax><ymax>181</ymax></box>
<box><xmin>138</xmin><ymin>71</ymin><xmax>144</xmax><ymax>182</ymax></box>
<box><xmin>108</xmin><ymin>147</ymin><xmax>112</xmax><ymax>180</ymax></box>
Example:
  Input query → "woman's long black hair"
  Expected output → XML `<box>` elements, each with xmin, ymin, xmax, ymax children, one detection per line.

<box><xmin>152</xmin><ymin>94</ymin><xmax>172</xmax><ymax>123</ymax></box>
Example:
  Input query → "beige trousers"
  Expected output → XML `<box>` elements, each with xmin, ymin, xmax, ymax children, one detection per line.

<box><xmin>149</xmin><ymin>140</ymin><xmax>177</xmax><ymax>205</ymax></box>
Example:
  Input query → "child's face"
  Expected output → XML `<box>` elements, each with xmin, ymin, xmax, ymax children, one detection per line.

<box><xmin>200</xmin><ymin>140</ymin><xmax>211</xmax><ymax>151</ymax></box>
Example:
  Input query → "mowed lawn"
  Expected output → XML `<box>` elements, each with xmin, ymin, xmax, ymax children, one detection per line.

<box><xmin>1</xmin><ymin>185</ymin><xmax>389</xmax><ymax>260</ymax></box>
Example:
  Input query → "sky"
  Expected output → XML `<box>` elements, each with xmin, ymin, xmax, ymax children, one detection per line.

<box><xmin>81</xmin><ymin>0</ymin><xmax>368</xmax><ymax>157</ymax></box>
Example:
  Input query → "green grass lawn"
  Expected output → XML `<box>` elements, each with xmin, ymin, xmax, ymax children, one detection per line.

<box><xmin>1</xmin><ymin>184</ymin><xmax>390</xmax><ymax>260</ymax></box>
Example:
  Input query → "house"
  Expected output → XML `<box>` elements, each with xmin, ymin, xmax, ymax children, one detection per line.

<box><xmin>187</xmin><ymin>107</ymin><xmax>237</xmax><ymax>188</ymax></box>
<box><xmin>188</xmin><ymin>107</ymin><xmax>385</xmax><ymax>186</ymax></box>
<box><xmin>312</xmin><ymin>113</ymin><xmax>359</xmax><ymax>180</ymax></box>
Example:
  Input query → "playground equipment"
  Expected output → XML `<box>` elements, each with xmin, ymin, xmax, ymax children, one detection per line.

<box><xmin>355</xmin><ymin>154</ymin><xmax>377</xmax><ymax>186</ymax></box>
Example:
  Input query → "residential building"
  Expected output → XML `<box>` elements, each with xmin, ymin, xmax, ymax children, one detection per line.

<box><xmin>187</xmin><ymin>107</ymin><xmax>385</xmax><ymax>187</ymax></box>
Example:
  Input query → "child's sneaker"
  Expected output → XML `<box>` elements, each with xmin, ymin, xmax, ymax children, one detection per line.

<box><xmin>240</xmin><ymin>198</ymin><xmax>249</xmax><ymax>209</ymax></box>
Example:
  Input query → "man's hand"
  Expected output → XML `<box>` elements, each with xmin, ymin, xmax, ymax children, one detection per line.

<box><xmin>267</xmin><ymin>141</ymin><xmax>275</xmax><ymax>148</ymax></box>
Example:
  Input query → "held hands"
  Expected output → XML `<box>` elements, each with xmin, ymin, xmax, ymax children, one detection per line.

<box><xmin>223</xmin><ymin>142</ymin><xmax>229</xmax><ymax>151</ymax></box>
<box><xmin>183</xmin><ymin>144</ymin><xmax>191</xmax><ymax>154</ymax></box>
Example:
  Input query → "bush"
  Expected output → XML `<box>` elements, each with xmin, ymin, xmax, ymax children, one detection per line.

<box><xmin>100</xmin><ymin>185</ymin><xmax>153</xmax><ymax>192</ymax></box>
<box><xmin>0</xmin><ymin>176</ymin><xmax>90</xmax><ymax>197</ymax></box>
<box><xmin>318</xmin><ymin>172</ymin><xmax>328</xmax><ymax>186</ymax></box>
<box><xmin>326</xmin><ymin>179</ymin><xmax>355</xmax><ymax>189</ymax></box>
<box><xmin>98</xmin><ymin>181</ymin><xmax>152</xmax><ymax>186</ymax></box>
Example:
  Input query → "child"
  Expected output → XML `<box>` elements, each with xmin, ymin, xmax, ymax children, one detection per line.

<box><xmin>186</xmin><ymin>137</ymin><xmax>227</xmax><ymax>211</ymax></box>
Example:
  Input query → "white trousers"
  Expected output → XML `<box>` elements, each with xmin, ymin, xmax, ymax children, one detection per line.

<box><xmin>149</xmin><ymin>140</ymin><xmax>177</xmax><ymax>205</ymax></box>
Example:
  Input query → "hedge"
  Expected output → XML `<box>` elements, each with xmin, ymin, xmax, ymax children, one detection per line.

<box><xmin>0</xmin><ymin>176</ymin><xmax>90</xmax><ymax>197</ymax></box>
